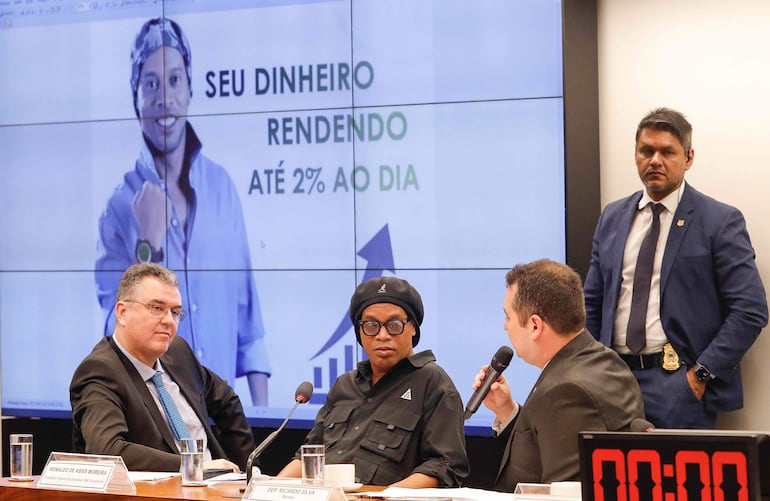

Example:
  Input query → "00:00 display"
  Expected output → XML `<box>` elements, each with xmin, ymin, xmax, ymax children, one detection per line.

<box><xmin>591</xmin><ymin>448</ymin><xmax>749</xmax><ymax>501</ymax></box>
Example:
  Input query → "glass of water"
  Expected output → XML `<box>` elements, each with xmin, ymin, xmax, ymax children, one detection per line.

<box><xmin>9</xmin><ymin>434</ymin><xmax>33</xmax><ymax>481</ymax></box>
<box><xmin>300</xmin><ymin>444</ymin><xmax>325</xmax><ymax>485</ymax></box>
<box><xmin>179</xmin><ymin>438</ymin><xmax>204</xmax><ymax>486</ymax></box>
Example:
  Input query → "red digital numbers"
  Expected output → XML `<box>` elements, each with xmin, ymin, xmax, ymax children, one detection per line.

<box><xmin>675</xmin><ymin>451</ymin><xmax>711</xmax><ymax>501</ymax></box>
<box><xmin>628</xmin><ymin>450</ymin><xmax>662</xmax><ymax>501</ymax></box>
<box><xmin>592</xmin><ymin>448</ymin><xmax>627</xmax><ymax>501</ymax></box>
<box><xmin>591</xmin><ymin>448</ymin><xmax>749</xmax><ymax>500</ymax></box>
<box><xmin>712</xmin><ymin>452</ymin><xmax>749</xmax><ymax>501</ymax></box>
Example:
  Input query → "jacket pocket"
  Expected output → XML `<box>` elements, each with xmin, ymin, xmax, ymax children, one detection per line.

<box><xmin>360</xmin><ymin>407</ymin><xmax>421</xmax><ymax>463</ymax></box>
<box><xmin>324</xmin><ymin>403</ymin><xmax>356</xmax><ymax>447</ymax></box>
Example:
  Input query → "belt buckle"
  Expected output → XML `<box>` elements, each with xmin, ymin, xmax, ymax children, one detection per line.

<box><xmin>662</xmin><ymin>342</ymin><xmax>681</xmax><ymax>372</ymax></box>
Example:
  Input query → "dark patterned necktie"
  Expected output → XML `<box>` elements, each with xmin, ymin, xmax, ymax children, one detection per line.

<box><xmin>626</xmin><ymin>202</ymin><xmax>665</xmax><ymax>354</ymax></box>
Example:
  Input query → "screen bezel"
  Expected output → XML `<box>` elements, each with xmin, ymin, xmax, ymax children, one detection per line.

<box><xmin>0</xmin><ymin>0</ymin><xmax>600</xmax><ymax>437</ymax></box>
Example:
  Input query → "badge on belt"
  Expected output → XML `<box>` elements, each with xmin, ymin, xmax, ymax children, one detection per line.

<box><xmin>662</xmin><ymin>342</ymin><xmax>682</xmax><ymax>372</ymax></box>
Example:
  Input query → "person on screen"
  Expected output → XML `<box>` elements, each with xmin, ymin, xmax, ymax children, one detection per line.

<box><xmin>94</xmin><ymin>17</ymin><xmax>271</xmax><ymax>406</ymax></box>
<box><xmin>70</xmin><ymin>263</ymin><xmax>256</xmax><ymax>472</ymax></box>
<box><xmin>583</xmin><ymin>107</ymin><xmax>768</xmax><ymax>429</ymax></box>
<box><xmin>277</xmin><ymin>277</ymin><xmax>469</xmax><ymax>487</ymax></box>
<box><xmin>472</xmin><ymin>259</ymin><xmax>645</xmax><ymax>490</ymax></box>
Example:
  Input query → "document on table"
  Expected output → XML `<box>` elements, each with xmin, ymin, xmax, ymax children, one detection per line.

<box><xmin>128</xmin><ymin>471</ymin><xmax>180</xmax><ymax>482</ymax></box>
<box><xmin>355</xmin><ymin>487</ymin><xmax>514</xmax><ymax>501</ymax></box>
<box><xmin>204</xmin><ymin>472</ymin><xmax>247</xmax><ymax>484</ymax></box>
<box><xmin>128</xmin><ymin>470</ymin><xmax>245</xmax><ymax>484</ymax></box>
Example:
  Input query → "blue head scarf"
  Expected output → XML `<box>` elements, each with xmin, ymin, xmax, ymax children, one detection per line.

<box><xmin>130</xmin><ymin>17</ymin><xmax>192</xmax><ymax>117</ymax></box>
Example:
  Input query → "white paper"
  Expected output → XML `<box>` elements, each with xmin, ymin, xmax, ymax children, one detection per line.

<box><xmin>128</xmin><ymin>471</ymin><xmax>181</xmax><ymax>482</ymax></box>
<box><xmin>356</xmin><ymin>486</ymin><xmax>514</xmax><ymax>501</ymax></box>
<box><xmin>204</xmin><ymin>472</ymin><xmax>247</xmax><ymax>484</ymax></box>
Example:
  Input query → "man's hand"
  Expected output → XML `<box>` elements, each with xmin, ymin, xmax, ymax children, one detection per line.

<box><xmin>390</xmin><ymin>472</ymin><xmax>439</xmax><ymax>488</ymax></box>
<box><xmin>203</xmin><ymin>458</ymin><xmax>240</xmax><ymax>474</ymax></box>
<box><xmin>133</xmin><ymin>181</ymin><xmax>171</xmax><ymax>249</ymax></box>
<box><xmin>472</xmin><ymin>365</ymin><xmax>515</xmax><ymax>422</ymax></box>
<box><xmin>686</xmin><ymin>368</ymin><xmax>707</xmax><ymax>400</ymax></box>
<box><xmin>276</xmin><ymin>458</ymin><xmax>301</xmax><ymax>478</ymax></box>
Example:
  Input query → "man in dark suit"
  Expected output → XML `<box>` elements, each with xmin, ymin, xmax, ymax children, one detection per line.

<box><xmin>473</xmin><ymin>259</ymin><xmax>645</xmax><ymax>490</ymax></box>
<box><xmin>584</xmin><ymin>107</ymin><xmax>767</xmax><ymax>429</ymax></box>
<box><xmin>71</xmin><ymin>263</ymin><xmax>255</xmax><ymax>471</ymax></box>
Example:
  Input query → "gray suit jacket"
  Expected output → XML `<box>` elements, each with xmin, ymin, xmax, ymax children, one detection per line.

<box><xmin>70</xmin><ymin>336</ymin><xmax>255</xmax><ymax>471</ymax></box>
<box><xmin>495</xmin><ymin>330</ymin><xmax>645</xmax><ymax>490</ymax></box>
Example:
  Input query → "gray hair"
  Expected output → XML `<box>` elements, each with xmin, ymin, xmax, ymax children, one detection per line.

<box><xmin>117</xmin><ymin>263</ymin><xmax>178</xmax><ymax>301</ymax></box>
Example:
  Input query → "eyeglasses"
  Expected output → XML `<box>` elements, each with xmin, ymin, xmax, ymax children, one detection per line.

<box><xmin>358</xmin><ymin>319</ymin><xmax>411</xmax><ymax>337</ymax></box>
<box><xmin>123</xmin><ymin>300</ymin><xmax>187</xmax><ymax>323</ymax></box>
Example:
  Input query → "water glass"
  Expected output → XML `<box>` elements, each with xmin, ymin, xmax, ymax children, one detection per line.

<box><xmin>9</xmin><ymin>434</ymin><xmax>33</xmax><ymax>481</ymax></box>
<box><xmin>300</xmin><ymin>444</ymin><xmax>325</xmax><ymax>484</ymax></box>
<box><xmin>179</xmin><ymin>438</ymin><xmax>204</xmax><ymax>486</ymax></box>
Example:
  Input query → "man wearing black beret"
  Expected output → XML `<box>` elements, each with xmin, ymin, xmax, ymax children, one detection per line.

<box><xmin>278</xmin><ymin>277</ymin><xmax>469</xmax><ymax>487</ymax></box>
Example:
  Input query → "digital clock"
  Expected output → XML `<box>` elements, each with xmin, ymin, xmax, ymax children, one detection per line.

<box><xmin>578</xmin><ymin>430</ymin><xmax>770</xmax><ymax>501</ymax></box>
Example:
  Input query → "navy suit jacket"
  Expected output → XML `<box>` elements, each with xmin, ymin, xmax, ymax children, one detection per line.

<box><xmin>584</xmin><ymin>184</ymin><xmax>767</xmax><ymax>413</ymax></box>
<box><xmin>70</xmin><ymin>336</ymin><xmax>256</xmax><ymax>471</ymax></box>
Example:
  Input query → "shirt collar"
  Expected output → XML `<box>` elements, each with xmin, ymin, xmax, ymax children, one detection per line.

<box><xmin>137</xmin><ymin>123</ymin><xmax>203</xmax><ymax>182</ymax></box>
<box><xmin>638</xmin><ymin>179</ymin><xmax>685</xmax><ymax>215</ymax></box>
<box><xmin>356</xmin><ymin>349</ymin><xmax>436</xmax><ymax>380</ymax></box>
<box><xmin>112</xmin><ymin>334</ymin><xmax>162</xmax><ymax>382</ymax></box>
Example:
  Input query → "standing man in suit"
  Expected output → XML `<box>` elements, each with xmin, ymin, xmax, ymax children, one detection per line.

<box><xmin>71</xmin><ymin>263</ymin><xmax>256</xmax><ymax>471</ymax></box>
<box><xmin>473</xmin><ymin>259</ymin><xmax>645</xmax><ymax>490</ymax></box>
<box><xmin>584</xmin><ymin>107</ymin><xmax>768</xmax><ymax>429</ymax></box>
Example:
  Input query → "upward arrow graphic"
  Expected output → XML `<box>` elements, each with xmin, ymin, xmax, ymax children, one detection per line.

<box><xmin>310</xmin><ymin>224</ymin><xmax>395</xmax><ymax>360</ymax></box>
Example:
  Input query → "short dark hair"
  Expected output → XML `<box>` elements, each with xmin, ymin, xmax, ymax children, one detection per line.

<box><xmin>505</xmin><ymin>259</ymin><xmax>585</xmax><ymax>335</ymax></box>
<box><xmin>117</xmin><ymin>263</ymin><xmax>178</xmax><ymax>302</ymax></box>
<box><xmin>635</xmin><ymin>107</ymin><xmax>693</xmax><ymax>154</ymax></box>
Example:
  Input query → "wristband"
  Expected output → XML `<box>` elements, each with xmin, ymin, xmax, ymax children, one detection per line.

<box><xmin>135</xmin><ymin>239</ymin><xmax>164</xmax><ymax>263</ymax></box>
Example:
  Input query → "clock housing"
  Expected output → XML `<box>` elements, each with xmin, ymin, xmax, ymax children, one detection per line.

<box><xmin>578</xmin><ymin>429</ymin><xmax>770</xmax><ymax>501</ymax></box>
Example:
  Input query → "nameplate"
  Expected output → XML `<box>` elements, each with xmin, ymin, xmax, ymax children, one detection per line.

<box><xmin>512</xmin><ymin>482</ymin><xmax>581</xmax><ymax>501</ymax></box>
<box><xmin>38</xmin><ymin>460</ymin><xmax>114</xmax><ymax>491</ymax></box>
<box><xmin>244</xmin><ymin>482</ymin><xmax>334</xmax><ymax>501</ymax></box>
<box><xmin>38</xmin><ymin>452</ymin><xmax>136</xmax><ymax>494</ymax></box>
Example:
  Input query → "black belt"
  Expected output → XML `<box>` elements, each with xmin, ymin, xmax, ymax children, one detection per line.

<box><xmin>618</xmin><ymin>351</ymin><xmax>664</xmax><ymax>370</ymax></box>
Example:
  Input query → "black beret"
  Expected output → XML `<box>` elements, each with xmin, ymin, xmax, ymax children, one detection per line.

<box><xmin>349</xmin><ymin>277</ymin><xmax>424</xmax><ymax>347</ymax></box>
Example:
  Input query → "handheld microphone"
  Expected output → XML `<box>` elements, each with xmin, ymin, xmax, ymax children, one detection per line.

<box><xmin>245</xmin><ymin>381</ymin><xmax>313</xmax><ymax>483</ymax></box>
<box><xmin>464</xmin><ymin>346</ymin><xmax>514</xmax><ymax>420</ymax></box>
<box><xmin>629</xmin><ymin>417</ymin><xmax>655</xmax><ymax>432</ymax></box>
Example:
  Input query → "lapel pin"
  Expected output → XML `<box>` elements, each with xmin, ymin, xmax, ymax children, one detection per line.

<box><xmin>677</xmin><ymin>220</ymin><xmax>685</xmax><ymax>227</ymax></box>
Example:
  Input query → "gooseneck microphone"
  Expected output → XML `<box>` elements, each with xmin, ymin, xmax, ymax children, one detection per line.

<box><xmin>245</xmin><ymin>381</ymin><xmax>313</xmax><ymax>483</ymax></box>
<box><xmin>463</xmin><ymin>346</ymin><xmax>514</xmax><ymax>420</ymax></box>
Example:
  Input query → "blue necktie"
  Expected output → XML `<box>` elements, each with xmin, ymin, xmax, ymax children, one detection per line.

<box><xmin>151</xmin><ymin>371</ymin><xmax>191</xmax><ymax>441</ymax></box>
<box><xmin>626</xmin><ymin>202</ymin><xmax>665</xmax><ymax>354</ymax></box>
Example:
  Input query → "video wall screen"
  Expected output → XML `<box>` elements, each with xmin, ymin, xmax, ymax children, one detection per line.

<box><xmin>0</xmin><ymin>0</ymin><xmax>565</xmax><ymax>433</ymax></box>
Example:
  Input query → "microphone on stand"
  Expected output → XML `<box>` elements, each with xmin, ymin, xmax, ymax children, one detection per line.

<box><xmin>464</xmin><ymin>346</ymin><xmax>514</xmax><ymax>420</ymax></box>
<box><xmin>246</xmin><ymin>381</ymin><xmax>314</xmax><ymax>483</ymax></box>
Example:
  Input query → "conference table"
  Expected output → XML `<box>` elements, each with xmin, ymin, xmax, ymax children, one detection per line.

<box><xmin>0</xmin><ymin>475</ymin><xmax>243</xmax><ymax>500</ymax></box>
<box><xmin>0</xmin><ymin>476</ymin><xmax>381</xmax><ymax>500</ymax></box>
